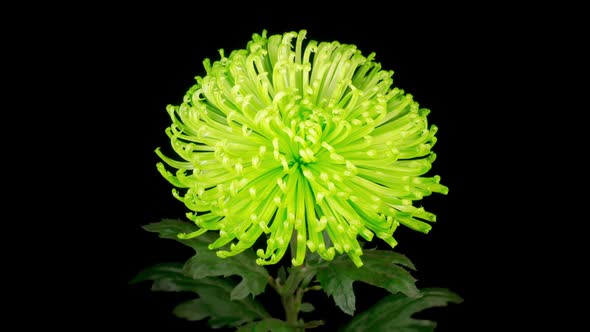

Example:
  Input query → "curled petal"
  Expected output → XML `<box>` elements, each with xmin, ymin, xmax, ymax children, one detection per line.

<box><xmin>157</xmin><ymin>29</ymin><xmax>447</xmax><ymax>267</ymax></box>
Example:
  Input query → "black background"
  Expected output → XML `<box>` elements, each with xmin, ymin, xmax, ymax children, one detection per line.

<box><xmin>111</xmin><ymin>13</ymin><xmax>478</xmax><ymax>330</ymax></box>
<box><xmin>14</xmin><ymin>3</ymin><xmax>574</xmax><ymax>331</ymax></box>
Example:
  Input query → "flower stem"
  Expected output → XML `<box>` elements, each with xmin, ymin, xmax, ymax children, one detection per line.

<box><xmin>269</xmin><ymin>263</ymin><xmax>322</xmax><ymax>330</ymax></box>
<box><xmin>282</xmin><ymin>287</ymin><xmax>303</xmax><ymax>326</ymax></box>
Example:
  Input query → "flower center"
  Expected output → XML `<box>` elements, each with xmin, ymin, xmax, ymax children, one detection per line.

<box><xmin>293</xmin><ymin>121</ymin><xmax>321</xmax><ymax>164</ymax></box>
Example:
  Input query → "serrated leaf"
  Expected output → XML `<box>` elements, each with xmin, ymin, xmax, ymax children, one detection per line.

<box><xmin>142</xmin><ymin>219</ymin><xmax>270</xmax><ymax>299</ymax></box>
<box><xmin>183</xmin><ymin>249</ymin><xmax>270</xmax><ymax>300</ymax></box>
<box><xmin>130</xmin><ymin>262</ymin><xmax>270</xmax><ymax>327</ymax></box>
<box><xmin>130</xmin><ymin>262</ymin><xmax>212</xmax><ymax>293</ymax></box>
<box><xmin>350</xmin><ymin>249</ymin><xmax>419</xmax><ymax>297</ymax></box>
<box><xmin>236</xmin><ymin>318</ymin><xmax>296</xmax><ymax>332</ymax></box>
<box><xmin>316</xmin><ymin>266</ymin><xmax>356</xmax><ymax>315</ymax></box>
<box><xmin>142</xmin><ymin>219</ymin><xmax>203</xmax><ymax>240</ymax></box>
<box><xmin>341</xmin><ymin>288</ymin><xmax>463</xmax><ymax>332</ymax></box>
<box><xmin>129</xmin><ymin>262</ymin><xmax>187</xmax><ymax>287</ymax></box>
<box><xmin>316</xmin><ymin>249</ymin><xmax>419</xmax><ymax>315</ymax></box>
<box><xmin>173</xmin><ymin>295</ymin><xmax>262</xmax><ymax>328</ymax></box>
<box><xmin>362</xmin><ymin>249</ymin><xmax>417</xmax><ymax>270</ymax></box>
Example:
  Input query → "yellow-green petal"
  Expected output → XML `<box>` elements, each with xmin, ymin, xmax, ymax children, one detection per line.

<box><xmin>157</xmin><ymin>29</ymin><xmax>448</xmax><ymax>267</ymax></box>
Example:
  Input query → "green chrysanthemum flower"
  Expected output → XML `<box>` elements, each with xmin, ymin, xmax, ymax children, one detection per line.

<box><xmin>156</xmin><ymin>30</ymin><xmax>448</xmax><ymax>268</ymax></box>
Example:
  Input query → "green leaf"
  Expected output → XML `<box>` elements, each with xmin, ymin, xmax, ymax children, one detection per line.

<box><xmin>341</xmin><ymin>288</ymin><xmax>464</xmax><ymax>332</ymax></box>
<box><xmin>236</xmin><ymin>318</ymin><xmax>296</xmax><ymax>332</ymax></box>
<box><xmin>299</xmin><ymin>302</ymin><xmax>315</xmax><ymax>313</ymax></box>
<box><xmin>130</xmin><ymin>262</ymin><xmax>214</xmax><ymax>294</ymax></box>
<box><xmin>130</xmin><ymin>262</ymin><xmax>188</xmax><ymax>287</ymax></box>
<box><xmin>316</xmin><ymin>268</ymin><xmax>355</xmax><ymax>315</ymax></box>
<box><xmin>350</xmin><ymin>249</ymin><xmax>419</xmax><ymax>296</ymax></box>
<box><xmin>173</xmin><ymin>296</ymin><xmax>263</xmax><ymax>329</ymax></box>
<box><xmin>142</xmin><ymin>219</ymin><xmax>270</xmax><ymax>299</ymax></box>
<box><xmin>315</xmin><ymin>249</ymin><xmax>419</xmax><ymax>315</ymax></box>
<box><xmin>130</xmin><ymin>262</ymin><xmax>270</xmax><ymax>328</ymax></box>
<box><xmin>142</xmin><ymin>218</ymin><xmax>203</xmax><ymax>240</ymax></box>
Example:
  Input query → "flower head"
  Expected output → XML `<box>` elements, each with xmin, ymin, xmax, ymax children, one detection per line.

<box><xmin>156</xmin><ymin>30</ymin><xmax>448</xmax><ymax>267</ymax></box>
